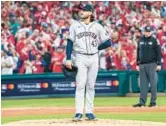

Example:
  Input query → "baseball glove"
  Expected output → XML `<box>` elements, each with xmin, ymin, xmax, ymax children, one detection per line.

<box><xmin>62</xmin><ymin>64</ymin><xmax>78</xmax><ymax>78</ymax></box>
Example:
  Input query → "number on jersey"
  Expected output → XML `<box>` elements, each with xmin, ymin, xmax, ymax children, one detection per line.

<box><xmin>92</xmin><ymin>40</ymin><xmax>98</xmax><ymax>47</ymax></box>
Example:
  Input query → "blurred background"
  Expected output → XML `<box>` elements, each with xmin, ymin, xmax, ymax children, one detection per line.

<box><xmin>1</xmin><ymin>1</ymin><xmax>166</xmax><ymax>75</ymax></box>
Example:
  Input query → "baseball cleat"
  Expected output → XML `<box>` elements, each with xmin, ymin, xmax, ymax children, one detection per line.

<box><xmin>133</xmin><ymin>103</ymin><xmax>145</xmax><ymax>107</ymax></box>
<box><xmin>85</xmin><ymin>113</ymin><xmax>98</xmax><ymax>121</ymax></box>
<box><xmin>148</xmin><ymin>103</ymin><xmax>157</xmax><ymax>107</ymax></box>
<box><xmin>72</xmin><ymin>113</ymin><xmax>83</xmax><ymax>122</ymax></box>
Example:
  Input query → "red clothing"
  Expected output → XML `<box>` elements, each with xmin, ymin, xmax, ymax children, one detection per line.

<box><xmin>129</xmin><ymin>55</ymin><xmax>137</xmax><ymax>70</ymax></box>
<box><xmin>16</xmin><ymin>39</ymin><xmax>29</xmax><ymax>61</ymax></box>
<box><xmin>33</xmin><ymin>60</ymin><xmax>44</xmax><ymax>74</ymax></box>
<box><xmin>34</xmin><ymin>11</ymin><xmax>42</xmax><ymax>29</ymax></box>
<box><xmin>35</xmin><ymin>11</ymin><xmax>42</xmax><ymax>21</ymax></box>
<box><xmin>19</xmin><ymin>63</ymin><xmax>25</xmax><ymax>74</ymax></box>
<box><xmin>51</xmin><ymin>52</ymin><xmax>65</xmax><ymax>72</ymax></box>
<box><xmin>162</xmin><ymin>52</ymin><xmax>166</xmax><ymax>70</ymax></box>
<box><xmin>43</xmin><ymin>2</ymin><xmax>54</xmax><ymax>12</ymax></box>
<box><xmin>105</xmin><ymin>52</ymin><xmax>112</xmax><ymax>70</ymax></box>
<box><xmin>7</xmin><ymin>34</ymin><xmax>15</xmax><ymax>45</ymax></box>
<box><xmin>16</xmin><ymin>39</ymin><xmax>26</xmax><ymax>55</ymax></box>
<box><xmin>20</xmin><ymin>47</ymin><xmax>29</xmax><ymax>61</ymax></box>
<box><xmin>114</xmin><ymin>54</ymin><xmax>122</xmax><ymax>70</ymax></box>
<box><xmin>157</xmin><ymin>31</ymin><xmax>166</xmax><ymax>46</ymax></box>
<box><xmin>122</xmin><ymin>43</ymin><xmax>135</xmax><ymax>61</ymax></box>
<box><xmin>39</xmin><ymin>17</ymin><xmax>47</xmax><ymax>24</ymax></box>
<box><xmin>131</xmin><ymin>62</ymin><xmax>136</xmax><ymax>70</ymax></box>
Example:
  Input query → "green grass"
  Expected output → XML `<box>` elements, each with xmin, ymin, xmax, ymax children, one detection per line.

<box><xmin>2</xmin><ymin>96</ymin><xmax>166</xmax><ymax>124</ymax></box>
<box><xmin>2</xmin><ymin>112</ymin><xmax>166</xmax><ymax>124</ymax></box>
<box><xmin>2</xmin><ymin>96</ymin><xmax>166</xmax><ymax>108</ymax></box>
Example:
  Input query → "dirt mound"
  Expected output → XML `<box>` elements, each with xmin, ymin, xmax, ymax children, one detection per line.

<box><xmin>2</xmin><ymin>119</ymin><xmax>166</xmax><ymax>126</ymax></box>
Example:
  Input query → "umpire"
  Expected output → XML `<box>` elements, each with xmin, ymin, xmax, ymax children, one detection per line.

<box><xmin>133</xmin><ymin>26</ymin><xmax>162</xmax><ymax>107</ymax></box>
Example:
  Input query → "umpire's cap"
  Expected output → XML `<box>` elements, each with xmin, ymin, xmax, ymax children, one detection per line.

<box><xmin>82</xmin><ymin>4</ymin><xmax>94</xmax><ymax>13</ymax></box>
<box><xmin>62</xmin><ymin>65</ymin><xmax>78</xmax><ymax>78</ymax></box>
<box><xmin>144</xmin><ymin>26</ymin><xmax>152</xmax><ymax>32</ymax></box>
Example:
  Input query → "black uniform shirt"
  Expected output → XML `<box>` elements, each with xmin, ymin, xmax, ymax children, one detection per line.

<box><xmin>137</xmin><ymin>35</ymin><xmax>161</xmax><ymax>65</ymax></box>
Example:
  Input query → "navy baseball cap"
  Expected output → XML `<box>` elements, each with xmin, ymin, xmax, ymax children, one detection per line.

<box><xmin>144</xmin><ymin>26</ymin><xmax>152</xmax><ymax>32</ymax></box>
<box><xmin>82</xmin><ymin>4</ymin><xmax>94</xmax><ymax>12</ymax></box>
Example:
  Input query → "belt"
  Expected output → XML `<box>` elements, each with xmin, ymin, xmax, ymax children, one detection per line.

<box><xmin>140</xmin><ymin>62</ymin><xmax>156</xmax><ymax>65</ymax></box>
<box><xmin>77</xmin><ymin>52</ymin><xmax>98</xmax><ymax>55</ymax></box>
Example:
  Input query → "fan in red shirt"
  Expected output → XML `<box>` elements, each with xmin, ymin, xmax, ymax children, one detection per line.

<box><xmin>114</xmin><ymin>53</ymin><xmax>122</xmax><ymax>70</ymax></box>
<box><xmin>19</xmin><ymin>45</ymin><xmax>37</xmax><ymax>74</ymax></box>
<box><xmin>110</xmin><ymin>31</ymin><xmax>124</xmax><ymax>70</ymax></box>
<box><xmin>51</xmin><ymin>46</ymin><xmax>65</xmax><ymax>73</ymax></box>
<box><xmin>129</xmin><ymin>50</ymin><xmax>137</xmax><ymax>70</ymax></box>
<box><xmin>32</xmin><ymin>53</ymin><xmax>45</xmax><ymax>74</ymax></box>
<box><xmin>16</xmin><ymin>36</ymin><xmax>26</xmax><ymax>55</ymax></box>
<box><xmin>34</xmin><ymin>5</ymin><xmax>44</xmax><ymax>29</ymax></box>
<box><xmin>157</xmin><ymin>26</ymin><xmax>166</xmax><ymax>46</ymax></box>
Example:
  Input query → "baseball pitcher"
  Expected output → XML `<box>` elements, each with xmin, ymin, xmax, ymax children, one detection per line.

<box><xmin>65</xmin><ymin>4</ymin><xmax>112</xmax><ymax>121</ymax></box>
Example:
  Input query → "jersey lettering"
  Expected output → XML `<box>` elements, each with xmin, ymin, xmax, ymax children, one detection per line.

<box><xmin>76</xmin><ymin>32</ymin><xmax>97</xmax><ymax>39</ymax></box>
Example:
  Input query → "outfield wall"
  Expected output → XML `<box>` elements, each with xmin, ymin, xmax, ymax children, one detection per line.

<box><xmin>1</xmin><ymin>71</ymin><xmax>166</xmax><ymax>99</ymax></box>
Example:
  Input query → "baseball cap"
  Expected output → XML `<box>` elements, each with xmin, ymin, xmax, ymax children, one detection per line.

<box><xmin>41</xmin><ymin>22</ymin><xmax>48</xmax><ymax>28</ymax></box>
<box><xmin>82</xmin><ymin>4</ymin><xmax>94</xmax><ymax>13</ymax></box>
<box><xmin>144</xmin><ymin>26</ymin><xmax>152</xmax><ymax>32</ymax></box>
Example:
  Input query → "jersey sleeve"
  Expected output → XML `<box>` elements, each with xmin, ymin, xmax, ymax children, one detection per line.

<box><xmin>98</xmin><ymin>24</ymin><xmax>110</xmax><ymax>43</ymax></box>
<box><xmin>68</xmin><ymin>24</ymin><xmax>76</xmax><ymax>42</ymax></box>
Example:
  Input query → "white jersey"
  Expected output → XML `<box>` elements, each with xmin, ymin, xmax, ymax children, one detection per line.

<box><xmin>68</xmin><ymin>21</ymin><xmax>110</xmax><ymax>54</ymax></box>
<box><xmin>1</xmin><ymin>56</ymin><xmax>14</xmax><ymax>75</ymax></box>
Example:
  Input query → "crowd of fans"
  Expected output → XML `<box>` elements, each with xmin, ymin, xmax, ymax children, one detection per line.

<box><xmin>1</xmin><ymin>1</ymin><xmax>166</xmax><ymax>75</ymax></box>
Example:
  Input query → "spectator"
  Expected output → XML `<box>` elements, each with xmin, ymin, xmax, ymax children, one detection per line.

<box><xmin>1</xmin><ymin>50</ymin><xmax>14</xmax><ymax>75</ymax></box>
<box><xmin>133</xmin><ymin>28</ymin><xmax>142</xmax><ymax>47</ymax></box>
<box><xmin>160</xmin><ymin>2</ymin><xmax>166</xmax><ymax>18</ymax></box>
<box><xmin>157</xmin><ymin>26</ymin><xmax>166</xmax><ymax>46</ymax></box>
<box><xmin>8</xmin><ymin>17</ymin><xmax>20</xmax><ymax>36</ymax></box>
<box><xmin>32</xmin><ymin>53</ymin><xmax>45</xmax><ymax>74</ymax></box>
<box><xmin>52</xmin><ymin>32</ymin><xmax>62</xmax><ymax>48</ymax></box>
<box><xmin>42</xmin><ymin>48</ymin><xmax>51</xmax><ymax>72</ymax></box>
<box><xmin>24</xmin><ymin>60</ymin><xmax>33</xmax><ymax>74</ymax></box>
<box><xmin>11</xmin><ymin>49</ymin><xmax>20</xmax><ymax>73</ymax></box>
<box><xmin>1</xmin><ymin>1</ymin><xmax>165</xmax><ymax>73</ymax></box>
<box><xmin>51</xmin><ymin>46</ymin><xmax>65</xmax><ymax>72</ymax></box>
<box><xmin>151</xmin><ymin>2</ymin><xmax>161</xmax><ymax>18</ymax></box>
<box><xmin>120</xmin><ymin>50</ymin><xmax>131</xmax><ymax>70</ymax></box>
<box><xmin>105</xmin><ymin>48</ymin><xmax>116</xmax><ymax>70</ymax></box>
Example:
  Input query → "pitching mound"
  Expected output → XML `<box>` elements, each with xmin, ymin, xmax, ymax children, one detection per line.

<box><xmin>2</xmin><ymin>119</ymin><xmax>166</xmax><ymax>126</ymax></box>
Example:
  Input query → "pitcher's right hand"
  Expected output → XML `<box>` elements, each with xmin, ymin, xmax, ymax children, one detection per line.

<box><xmin>66</xmin><ymin>60</ymin><xmax>72</xmax><ymax>70</ymax></box>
